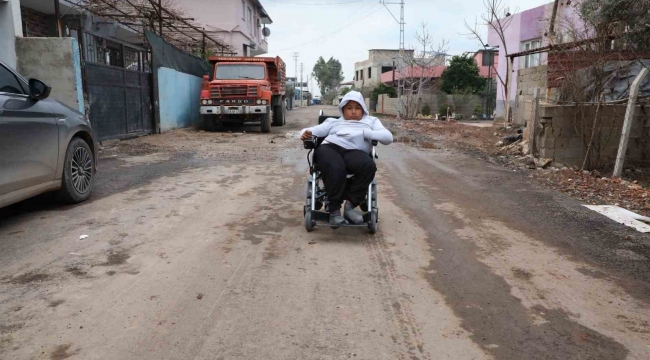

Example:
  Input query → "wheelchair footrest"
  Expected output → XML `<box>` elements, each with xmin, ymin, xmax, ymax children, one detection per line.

<box><xmin>308</xmin><ymin>210</ymin><xmax>373</xmax><ymax>227</ymax></box>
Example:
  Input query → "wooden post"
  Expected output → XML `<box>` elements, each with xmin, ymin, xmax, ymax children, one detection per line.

<box><xmin>504</xmin><ymin>56</ymin><xmax>514</xmax><ymax>128</ymax></box>
<box><xmin>202</xmin><ymin>31</ymin><xmax>206</xmax><ymax>59</ymax></box>
<box><xmin>54</xmin><ymin>0</ymin><xmax>63</xmax><ymax>37</ymax></box>
<box><xmin>613</xmin><ymin>68</ymin><xmax>649</xmax><ymax>177</ymax></box>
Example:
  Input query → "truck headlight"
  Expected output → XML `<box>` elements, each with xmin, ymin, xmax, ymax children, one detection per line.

<box><xmin>262</xmin><ymin>100</ymin><xmax>267</xmax><ymax>105</ymax></box>
<box><xmin>201</xmin><ymin>100</ymin><xmax>208</xmax><ymax>105</ymax></box>
<box><xmin>256</xmin><ymin>99</ymin><xmax>262</xmax><ymax>105</ymax></box>
<box><xmin>207</xmin><ymin>99</ymin><xmax>213</xmax><ymax>105</ymax></box>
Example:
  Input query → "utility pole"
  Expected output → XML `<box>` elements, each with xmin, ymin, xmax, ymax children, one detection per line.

<box><xmin>381</xmin><ymin>0</ymin><xmax>405</xmax><ymax>110</ymax></box>
<box><xmin>293</xmin><ymin>52</ymin><xmax>299</xmax><ymax>106</ymax></box>
<box><xmin>300</xmin><ymin>62</ymin><xmax>304</xmax><ymax>107</ymax></box>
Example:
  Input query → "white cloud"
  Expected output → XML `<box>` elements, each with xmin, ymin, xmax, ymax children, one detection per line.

<box><xmin>262</xmin><ymin>0</ymin><xmax>550</xmax><ymax>95</ymax></box>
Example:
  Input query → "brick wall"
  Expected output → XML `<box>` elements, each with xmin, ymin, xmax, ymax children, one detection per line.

<box><xmin>538</xmin><ymin>104</ymin><xmax>650</xmax><ymax>168</ymax></box>
<box><xmin>547</xmin><ymin>50</ymin><xmax>649</xmax><ymax>88</ymax></box>
<box><xmin>376</xmin><ymin>94</ymin><xmax>485</xmax><ymax>118</ymax></box>
<box><xmin>21</xmin><ymin>6</ymin><xmax>52</xmax><ymax>37</ymax></box>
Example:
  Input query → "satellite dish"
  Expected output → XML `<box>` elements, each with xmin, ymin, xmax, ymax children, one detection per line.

<box><xmin>262</xmin><ymin>27</ymin><xmax>271</xmax><ymax>37</ymax></box>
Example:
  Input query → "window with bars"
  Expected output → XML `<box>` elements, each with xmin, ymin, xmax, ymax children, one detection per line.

<box><xmin>82</xmin><ymin>32</ymin><xmax>151</xmax><ymax>73</ymax></box>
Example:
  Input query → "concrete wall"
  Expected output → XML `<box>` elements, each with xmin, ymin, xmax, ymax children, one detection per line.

<box><xmin>538</xmin><ymin>104</ymin><xmax>650</xmax><ymax>168</ymax></box>
<box><xmin>513</xmin><ymin>65</ymin><xmax>547</xmax><ymax>125</ymax></box>
<box><xmin>15</xmin><ymin>37</ymin><xmax>84</xmax><ymax>114</ymax></box>
<box><xmin>158</xmin><ymin>67</ymin><xmax>203</xmax><ymax>132</ymax></box>
<box><xmin>377</xmin><ymin>93</ymin><xmax>484</xmax><ymax>118</ymax></box>
<box><xmin>0</xmin><ymin>0</ymin><xmax>23</xmax><ymax>69</ymax></box>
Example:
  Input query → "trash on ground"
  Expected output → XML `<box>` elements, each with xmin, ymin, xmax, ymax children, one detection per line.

<box><xmin>584</xmin><ymin>205</ymin><xmax>650</xmax><ymax>233</ymax></box>
<box><xmin>79</xmin><ymin>235</ymin><xmax>89</xmax><ymax>240</ymax></box>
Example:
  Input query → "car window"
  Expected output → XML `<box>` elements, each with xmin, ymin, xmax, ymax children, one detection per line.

<box><xmin>0</xmin><ymin>65</ymin><xmax>25</xmax><ymax>95</ymax></box>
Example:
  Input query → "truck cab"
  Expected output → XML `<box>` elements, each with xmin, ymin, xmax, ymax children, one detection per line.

<box><xmin>200</xmin><ymin>56</ymin><xmax>286</xmax><ymax>133</ymax></box>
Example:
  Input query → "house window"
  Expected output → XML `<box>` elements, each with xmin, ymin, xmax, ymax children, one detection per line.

<box><xmin>482</xmin><ymin>51</ymin><xmax>495</xmax><ymax>66</ymax></box>
<box><xmin>368</xmin><ymin>67</ymin><xmax>372</xmax><ymax>79</ymax></box>
<box><xmin>355</xmin><ymin>70</ymin><xmax>358</xmax><ymax>80</ymax></box>
<box><xmin>247</xmin><ymin>7</ymin><xmax>252</xmax><ymax>34</ymax></box>
<box><xmin>381</xmin><ymin>66</ymin><xmax>393</xmax><ymax>74</ymax></box>
<box><xmin>522</xmin><ymin>39</ymin><xmax>542</xmax><ymax>68</ymax></box>
<box><xmin>242</xmin><ymin>0</ymin><xmax>245</xmax><ymax>19</ymax></box>
<box><xmin>360</xmin><ymin>69</ymin><xmax>364</xmax><ymax>80</ymax></box>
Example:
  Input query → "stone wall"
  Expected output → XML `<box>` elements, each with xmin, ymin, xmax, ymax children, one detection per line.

<box><xmin>16</xmin><ymin>37</ymin><xmax>84</xmax><ymax>114</ymax></box>
<box><xmin>538</xmin><ymin>104</ymin><xmax>650</xmax><ymax>168</ymax></box>
<box><xmin>514</xmin><ymin>65</ymin><xmax>547</xmax><ymax>126</ymax></box>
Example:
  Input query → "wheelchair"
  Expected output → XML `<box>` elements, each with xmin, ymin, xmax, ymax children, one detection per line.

<box><xmin>302</xmin><ymin>110</ymin><xmax>379</xmax><ymax>234</ymax></box>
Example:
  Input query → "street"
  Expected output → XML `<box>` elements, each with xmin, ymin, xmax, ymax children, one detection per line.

<box><xmin>1</xmin><ymin>105</ymin><xmax>649</xmax><ymax>360</ymax></box>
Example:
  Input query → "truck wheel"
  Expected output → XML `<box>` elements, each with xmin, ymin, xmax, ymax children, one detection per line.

<box><xmin>261</xmin><ymin>110</ymin><xmax>272</xmax><ymax>133</ymax></box>
<box><xmin>203</xmin><ymin>115</ymin><xmax>223</xmax><ymax>132</ymax></box>
<box><xmin>280</xmin><ymin>104</ymin><xmax>286</xmax><ymax>126</ymax></box>
<box><xmin>272</xmin><ymin>105</ymin><xmax>282</xmax><ymax>126</ymax></box>
<box><xmin>59</xmin><ymin>137</ymin><xmax>94</xmax><ymax>203</ymax></box>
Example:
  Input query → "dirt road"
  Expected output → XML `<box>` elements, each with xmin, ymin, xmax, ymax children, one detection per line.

<box><xmin>1</xmin><ymin>106</ymin><xmax>649</xmax><ymax>360</ymax></box>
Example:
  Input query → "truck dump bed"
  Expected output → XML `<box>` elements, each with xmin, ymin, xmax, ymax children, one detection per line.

<box><xmin>209</xmin><ymin>56</ymin><xmax>286</xmax><ymax>95</ymax></box>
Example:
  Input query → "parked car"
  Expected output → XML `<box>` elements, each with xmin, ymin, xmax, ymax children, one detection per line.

<box><xmin>0</xmin><ymin>60</ymin><xmax>97</xmax><ymax>209</ymax></box>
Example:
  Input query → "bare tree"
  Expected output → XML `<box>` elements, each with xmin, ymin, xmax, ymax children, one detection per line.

<box><xmin>464</xmin><ymin>0</ymin><xmax>515</xmax><ymax>127</ymax></box>
<box><xmin>398</xmin><ymin>23</ymin><xmax>448</xmax><ymax>119</ymax></box>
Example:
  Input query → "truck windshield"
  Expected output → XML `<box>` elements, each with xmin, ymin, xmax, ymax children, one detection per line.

<box><xmin>215</xmin><ymin>65</ymin><xmax>265</xmax><ymax>80</ymax></box>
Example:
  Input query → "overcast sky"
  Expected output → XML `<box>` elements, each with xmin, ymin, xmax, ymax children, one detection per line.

<box><xmin>263</xmin><ymin>0</ymin><xmax>550</xmax><ymax>96</ymax></box>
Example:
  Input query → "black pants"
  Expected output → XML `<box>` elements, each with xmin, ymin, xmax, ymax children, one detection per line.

<box><xmin>314</xmin><ymin>144</ymin><xmax>376</xmax><ymax>211</ymax></box>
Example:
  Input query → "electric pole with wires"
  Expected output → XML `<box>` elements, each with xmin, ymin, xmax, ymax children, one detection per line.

<box><xmin>381</xmin><ymin>0</ymin><xmax>405</xmax><ymax>114</ymax></box>
<box><xmin>293</xmin><ymin>52</ymin><xmax>299</xmax><ymax>107</ymax></box>
<box><xmin>300</xmin><ymin>62</ymin><xmax>304</xmax><ymax>107</ymax></box>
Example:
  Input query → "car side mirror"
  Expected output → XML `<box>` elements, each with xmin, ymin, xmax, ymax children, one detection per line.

<box><xmin>29</xmin><ymin>79</ymin><xmax>51</xmax><ymax>100</ymax></box>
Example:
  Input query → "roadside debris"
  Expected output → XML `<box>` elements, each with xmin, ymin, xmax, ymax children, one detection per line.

<box><xmin>584</xmin><ymin>205</ymin><xmax>650</xmax><ymax>233</ymax></box>
<box><xmin>79</xmin><ymin>235</ymin><xmax>89</xmax><ymax>240</ymax></box>
<box><xmin>384</xmin><ymin>117</ymin><xmax>650</xmax><ymax>217</ymax></box>
<box><xmin>196</xmin><ymin>293</ymin><xmax>204</xmax><ymax>300</ymax></box>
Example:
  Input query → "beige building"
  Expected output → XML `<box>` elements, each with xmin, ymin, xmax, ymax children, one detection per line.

<box><xmin>182</xmin><ymin>0</ymin><xmax>273</xmax><ymax>56</ymax></box>
<box><xmin>354</xmin><ymin>50</ymin><xmax>413</xmax><ymax>88</ymax></box>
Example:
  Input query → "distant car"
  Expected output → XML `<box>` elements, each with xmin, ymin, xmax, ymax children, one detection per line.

<box><xmin>0</xmin><ymin>60</ymin><xmax>97</xmax><ymax>208</ymax></box>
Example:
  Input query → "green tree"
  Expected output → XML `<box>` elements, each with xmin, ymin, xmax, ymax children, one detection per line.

<box><xmin>370</xmin><ymin>83</ymin><xmax>397</xmax><ymax>102</ymax></box>
<box><xmin>440</xmin><ymin>55</ymin><xmax>486</xmax><ymax>94</ymax></box>
<box><xmin>340</xmin><ymin>87</ymin><xmax>353</xmax><ymax>96</ymax></box>
<box><xmin>312</xmin><ymin>56</ymin><xmax>344</xmax><ymax>96</ymax></box>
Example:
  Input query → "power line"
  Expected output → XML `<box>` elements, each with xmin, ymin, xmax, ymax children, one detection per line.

<box><xmin>272</xmin><ymin>5</ymin><xmax>384</xmax><ymax>52</ymax></box>
<box><xmin>266</xmin><ymin>0</ymin><xmax>364</xmax><ymax>4</ymax></box>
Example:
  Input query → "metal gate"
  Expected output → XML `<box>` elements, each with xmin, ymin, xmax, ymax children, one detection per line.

<box><xmin>81</xmin><ymin>32</ymin><xmax>153</xmax><ymax>141</ymax></box>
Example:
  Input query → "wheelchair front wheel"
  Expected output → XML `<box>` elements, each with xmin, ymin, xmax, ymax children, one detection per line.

<box><xmin>304</xmin><ymin>206</ymin><xmax>315</xmax><ymax>232</ymax></box>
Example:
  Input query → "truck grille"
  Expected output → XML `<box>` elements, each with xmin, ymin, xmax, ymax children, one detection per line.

<box><xmin>210</xmin><ymin>85</ymin><xmax>258</xmax><ymax>98</ymax></box>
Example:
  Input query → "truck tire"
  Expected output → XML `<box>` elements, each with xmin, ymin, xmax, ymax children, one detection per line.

<box><xmin>202</xmin><ymin>115</ymin><xmax>223</xmax><ymax>132</ymax></box>
<box><xmin>261</xmin><ymin>110</ymin><xmax>272</xmax><ymax>133</ymax></box>
<box><xmin>272</xmin><ymin>105</ymin><xmax>286</xmax><ymax>126</ymax></box>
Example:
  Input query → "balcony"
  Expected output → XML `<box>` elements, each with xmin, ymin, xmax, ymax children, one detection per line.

<box><xmin>250</xmin><ymin>38</ymin><xmax>269</xmax><ymax>56</ymax></box>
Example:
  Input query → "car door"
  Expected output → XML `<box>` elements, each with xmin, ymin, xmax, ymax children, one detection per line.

<box><xmin>0</xmin><ymin>64</ymin><xmax>59</xmax><ymax>196</ymax></box>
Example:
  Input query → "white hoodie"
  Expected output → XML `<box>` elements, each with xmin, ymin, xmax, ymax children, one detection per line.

<box><xmin>300</xmin><ymin>91</ymin><xmax>393</xmax><ymax>154</ymax></box>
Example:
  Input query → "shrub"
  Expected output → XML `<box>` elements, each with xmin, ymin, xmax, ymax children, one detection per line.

<box><xmin>473</xmin><ymin>104</ymin><xmax>482</xmax><ymax>116</ymax></box>
<box><xmin>421</xmin><ymin>104</ymin><xmax>431</xmax><ymax>116</ymax></box>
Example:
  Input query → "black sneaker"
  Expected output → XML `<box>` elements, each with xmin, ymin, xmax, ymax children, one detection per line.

<box><xmin>344</xmin><ymin>202</ymin><xmax>364</xmax><ymax>225</ymax></box>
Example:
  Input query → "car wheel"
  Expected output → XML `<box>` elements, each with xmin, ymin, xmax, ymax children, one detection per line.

<box><xmin>59</xmin><ymin>137</ymin><xmax>94</xmax><ymax>203</ymax></box>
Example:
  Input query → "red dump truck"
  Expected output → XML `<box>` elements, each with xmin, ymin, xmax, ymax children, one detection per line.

<box><xmin>200</xmin><ymin>56</ymin><xmax>286</xmax><ymax>133</ymax></box>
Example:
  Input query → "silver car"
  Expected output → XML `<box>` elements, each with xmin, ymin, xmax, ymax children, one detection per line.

<box><xmin>0</xmin><ymin>61</ymin><xmax>97</xmax><ymax>208</ymax></box>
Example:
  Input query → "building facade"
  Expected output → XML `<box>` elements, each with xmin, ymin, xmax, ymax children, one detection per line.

<box><xmin>181</xmin><ymin>0</ymin><xmax>272</xmax><ymax>57</ymax></box>
<box><xmin>353</xmin><ymin>49</ymin><xmax>415</xmax><ymax>89</ymax></box>
<box><xmin>487</xmin><ymin>1</ymin><xmax>582</xmax><ymax>119</ymax></box>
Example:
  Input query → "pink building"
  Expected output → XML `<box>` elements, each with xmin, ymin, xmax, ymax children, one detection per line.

<box><xmin>181</xmin><ymin>0</ymin><xmax>273</xmax><ymax>56</ymax></box>
<box><xmin>487</xmin><ymin>1</ymin><xmax>582</xmax><ymax>119</ymax></box>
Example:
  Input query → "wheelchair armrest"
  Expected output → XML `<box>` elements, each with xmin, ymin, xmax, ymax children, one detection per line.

<box><xmin>371</xmin><ymin>140</ymin><xmax>378</xmax><ymax>146</ymax></box>
<box><xmin>303</xmin><ymin>140</ymin><xmax>316</xmax><ymax>149</ymax></box>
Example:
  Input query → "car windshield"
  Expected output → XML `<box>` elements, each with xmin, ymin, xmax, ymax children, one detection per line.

<box><xmin>215</xmin><ymin>65</ymin><xmax>265</xmax><ymax>80</ymax></box>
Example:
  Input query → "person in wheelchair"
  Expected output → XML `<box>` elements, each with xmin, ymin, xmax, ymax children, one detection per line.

<box><xmin>300</xmin><ymin>91</ymin><xmax>393</xmax><ymax>226</ymax></box>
